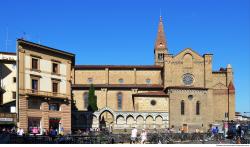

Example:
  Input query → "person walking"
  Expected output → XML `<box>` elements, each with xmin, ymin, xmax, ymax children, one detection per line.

<box><xmin>50</xmin><ymin>128</ymin><xmax>57</xmax><ymax>142</ymax></box>
<box><xmin>140</xmin><ymin>129</ymin><xmax>147</xmax><ymax>144</ymax></box>
<box><xmin>32</xmin><ymin>126</ymin><xmax>39</xmax><ymax>136</ymax></box>
<box><xmin>237</xmin><ymin>125</ymin><xmax>242</xmax><ymax>138</ymax></box>
<box><xmin>60</xmin><ymin>126</ymin><xmax>64</xmax><ymax>136</ymax></box>
<box><xmin>17</xmin><ymin>128</ymin><xmax>24</xmax><ymax>136</ymax></box>
<box><xmin>130</xmin><ymin>127</ymin><xmax>137</xmax><ymax>144</ymax></box>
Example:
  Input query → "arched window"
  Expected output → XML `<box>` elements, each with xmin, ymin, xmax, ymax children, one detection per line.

<box><xmin>181</xmin><ymin>100</ymin><xmax>185</xmax><ymax>115</ymax></box>
<box><xmin>84</xmin><ymin>92</ymin><xmax>88</xmax><ymax>109</ymax></box>
<box><xmin>117</xmin><ymin>92</ymin><xmax>122</xmax><ymax>110</ymax></box>
<box><xmin>183</xmin><ymin>53</ymin><xmax>193</xmax><ymax>68</ymax></box>
<box><xmin>196</xmin><ymin>101</ymin><xmax>200</xmax><ymax>115</ymax></box>
<box><xmin>158</xmin><ymin>53</ymin><xmax>164</xmax><ymax>61</ymax></box>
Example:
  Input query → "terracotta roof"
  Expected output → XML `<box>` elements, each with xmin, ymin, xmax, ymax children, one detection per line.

<box><xmin>72</xmin><ymin>84</ymin><xmax>164</xmax><ymax>90</ymax></box>
<box><xmin>74</xmin><ymin>65</ymin><xmax>163</xmax><ymax>70</ymax></box>
<box><xmin>133</xmin><ymin>91</ymin><xmax>167</xmax><ymax>97</ymax></box>
<box><xmin>17</xmin><ymin>39</ymin><xmax>75</xmax><ymax>65</ymax></box>
<box><xmin>164</xmin><ymin>86</ymin><xmax>208</xmax><ymax>91</ymax></box>
<box><xmin>155</xmin><ymin>16</ymin><xmax>167</xmax><ymax>49</ymax></box>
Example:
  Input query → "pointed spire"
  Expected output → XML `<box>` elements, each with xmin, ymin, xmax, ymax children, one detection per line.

<box><xmin>155</xmin><ymin>16</ymin><xmax>168</xmax><ymax>51</ymax></box>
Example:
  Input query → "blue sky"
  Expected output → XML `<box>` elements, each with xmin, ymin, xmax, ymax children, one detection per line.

<box><xmin>0</xmin><ymin>0</ymin><xmax>249</xmax><ymax>114</ymax></box>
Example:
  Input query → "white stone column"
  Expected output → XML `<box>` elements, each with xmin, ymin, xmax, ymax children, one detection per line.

<box><xmin>153</xmin><ymin>120</ymin><xmax>156</xmax><ymax>129</ymax></box>
<box><xmin>143</xmin><ymin>120</ymin><xmax>146</xmax><ymax>129</ymax></box>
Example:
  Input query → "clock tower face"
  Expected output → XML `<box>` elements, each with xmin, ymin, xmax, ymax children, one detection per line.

<box><xmin>183</xmin><ymin>73</ymin><xmax>194</xmax><ymax>85</ymax></box>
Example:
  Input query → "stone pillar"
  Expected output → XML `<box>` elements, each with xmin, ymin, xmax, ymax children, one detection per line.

<box><xmin>153</xmin><ymin>120</ymin><xmax>156</xmax><ymax>129</ymax></box>
<box><xmin>101</xmin><ymin>88</ymin><xmax>108</xmax><ymax>108</ymax></box>
<box><xmin>143</xmin><ymin>120</ymin><xmax>146</xmax><ymax>129</ymax></box>
<box><xmin>19</xmin><ymin>95</ymin><xmax>28</xmax><ymax>132</ymax></box>
<box><xmin>163</xmin><ymin>120</ymin><xmax>168</xmax><ymax>128</ymax></box>
<box><xmin>92</xmin><ymin>115</ymin><xmax>99</xmax><ymax>128</ymax></box>
<box><xmin>204</xmin><ymin>54</ymin><xmax>213</xmax><ymax>88</ymax></box>
<box><xmin>226</xmin><ymin>64</ymin><xmax>233</xmax><ymax>86</ymax></box>
<box><xmin>133</xmin><ymin>68</ymin><xmax>136</xmax><ymax>84</ymax></box>
<box><xmin>164</xmin><ymin>54</ymin><xmax>173</xmax><ymax>87</ymax></box>
<box><xmin>105</xmin><ymin>68</ymin><xmax>109</xmax><ymax>84</ymax></box>
<box><xmin>61</xmin><ymin>100</ymin><xmax>71</xmax><ymax>134</ymax></box>
<box><xmin>41</xmin><ymin>100</ymin><xmax>49</xmax><ymax>130</ymax></box>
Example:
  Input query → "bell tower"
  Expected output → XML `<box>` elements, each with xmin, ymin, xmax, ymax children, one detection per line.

<box><xmin>154</xmin><ymin>16</ymin><xmax>168</xmax><ymax>65</ymax></box>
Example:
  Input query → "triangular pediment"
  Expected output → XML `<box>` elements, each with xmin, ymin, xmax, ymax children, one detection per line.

<box><xmin>174</xmin><ymin>48</ymin><xmax>203</xmax><ymax>61</ymax></box>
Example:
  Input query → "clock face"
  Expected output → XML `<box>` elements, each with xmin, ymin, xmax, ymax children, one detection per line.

<box><xmin>183</xmin><ymin>73</ymin><xmax>194</xmax><ymax>85</ymax></box>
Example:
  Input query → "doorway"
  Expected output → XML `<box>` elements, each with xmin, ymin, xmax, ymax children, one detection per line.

<box><xmin>99</xmin><ymin>111</ymin><xmax>114</xmax><ymax>131</ymax></box>
<box><xmin>49</xmin><ymin>117</ymin><xmax>60</xmax><ymax>131</ymax></box>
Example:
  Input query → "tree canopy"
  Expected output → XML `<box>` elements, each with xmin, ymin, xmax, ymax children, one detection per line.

<box><xmin>87</xmin><ymin>84</ymin><xmax>98</xmax><ymax>112</ymax></box>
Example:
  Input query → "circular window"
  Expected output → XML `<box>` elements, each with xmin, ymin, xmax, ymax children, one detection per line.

<box><xmin>150</xmin><ymin>100</ymin><xmax>156</xmax><ymax>106</ymax></box>
<box><xmin>118</xmin><ymin>78</ymin><xmax>124</xmax><ymax>84</ymax></box>
<box><xmin>182</xmin><ymin>73</ymin><xmax>194</xmax><ymax>85</ymax></box>
<box><xmin>188</xmin><ymin>95</ymin><xmax>193</xmax><ymax>100</ymax></box>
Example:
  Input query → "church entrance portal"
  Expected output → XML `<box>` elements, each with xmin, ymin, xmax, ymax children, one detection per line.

<box><xmin>99</xmin><ymin>111</ymin><xmax>114</xmax><ymax>131</ymax></box>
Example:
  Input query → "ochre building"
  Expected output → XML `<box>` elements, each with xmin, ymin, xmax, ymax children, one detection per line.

<box><xmin>72</xmin><ymin>17</ymin><xmax>235</xmax><ymax>132</ymax></box>
<box><xmin>17</xmin><ymin>40</ymin><xmax>75</xmax><ymax>134</ymax></box>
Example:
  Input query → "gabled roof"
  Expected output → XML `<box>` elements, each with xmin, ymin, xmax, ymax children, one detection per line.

<box><xmin>174</xmin><ymin>48</ymin><xmax>203</xmax><ymax>59</ymax></box>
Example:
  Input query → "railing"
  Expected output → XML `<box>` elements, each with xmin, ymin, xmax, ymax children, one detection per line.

<box><xmin>5</xmin><ymin>131</ymin><xmax>250</xmax><ymax>144</ymax></box>
<box><xmin>8</xmin><ymin>134</ymin><xmax>112</xmax><ymax>144</ymax></box>
<box><xmin>22</xmin><ymin>89</ymin><xmax>68</xmax><ymax>99</ymax></box>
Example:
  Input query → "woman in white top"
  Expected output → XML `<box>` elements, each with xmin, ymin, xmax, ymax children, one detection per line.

<box><xmin>17</xmin><ymin>128</ymin><xmax>24</xmax><ymax>136</ymax></box>
<box><xmin>140</xmin><ymin>129</ymin><xmax>147</xmax><ymax>144</ymax></box>
<box><xmin>131</xmin><ymin>127</ymin><xmax>137</xmax><ymax>144</ymax></box>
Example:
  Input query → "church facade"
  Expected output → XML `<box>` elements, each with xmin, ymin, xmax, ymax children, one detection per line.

<box><xmin>71</xmin><ymin>17</ymin><xmax>235</xmax><ymax>132</ymax></box>
<box><xmin>4</xmin><ymin>16</ymin><xmax>235</xmax><ymax>133</ymax></box>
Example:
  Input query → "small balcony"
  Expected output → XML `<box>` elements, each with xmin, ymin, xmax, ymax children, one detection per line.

<box><xmin>24</xmin><ymin>89</ymin><xmax>69</xmax><ymax>99</ymax></box>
